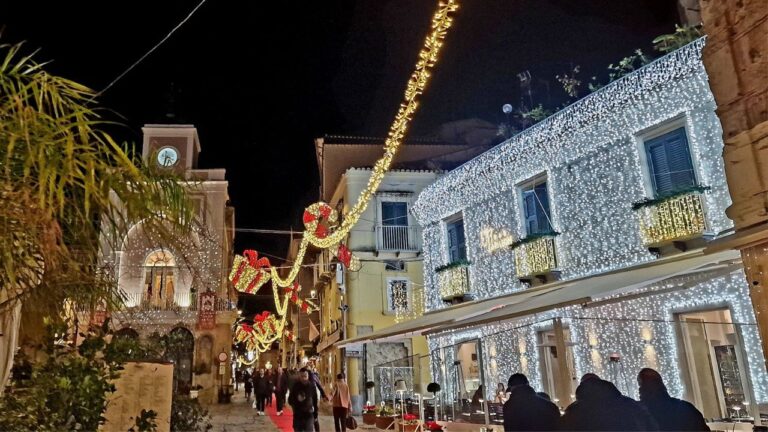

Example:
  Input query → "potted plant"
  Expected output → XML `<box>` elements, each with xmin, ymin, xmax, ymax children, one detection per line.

<box><xmin>376</xmin><ymin>405</ymin><xmax>396</xmax><ymax>430</ymax></box>
<box><xmin>427</xmin><ymin>382</ymin><xmax>441</xmax><ymax>398</ymax></box>
<box><xmin>363</xmin><ymin>404</ymin><xmax>378</xmax><ymax>425</ymax></box>
<box><xmin>190</xmin><ymin>384</ymin><xmax>203</xmax><ymax>399</ymax></box>
<box><xmin>400</xmin><ymin>413</ymin><xmax>419</xmax><ymax>432</ymax></box>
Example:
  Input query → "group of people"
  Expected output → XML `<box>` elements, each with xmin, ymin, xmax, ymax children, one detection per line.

<box><xmin>501</xmin><ymin>368</ymin><xmax>711</xmax><ymax>431</ymax></box>
<box><xmin>238</xmin><ymin>366</ymin><xmax>289</xmax><ymax>416</ymax></box>
<box><xmin>237</xmin><ymin>365</ymin><xmax>352</xmax><ymax>432</ymax></box>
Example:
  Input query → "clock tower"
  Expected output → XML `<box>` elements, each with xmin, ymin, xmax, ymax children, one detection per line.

<box><xmin>141</xmin><ymin>124</ymin><xmax>201</xmax><ymax>172</ymax></box>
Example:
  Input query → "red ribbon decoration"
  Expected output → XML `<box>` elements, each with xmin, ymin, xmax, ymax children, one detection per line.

<box><xmin>336</xmin><ymin>244</ymin><xmax>352</xmax><ymax>268</ymax></box>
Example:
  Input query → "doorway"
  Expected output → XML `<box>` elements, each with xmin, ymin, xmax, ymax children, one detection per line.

<box><xmin>167</xmin><ymin>327</ymin><xmax>195</xmax><ymax>394</ymax></box>
<box><xmin>678</xmin><ymin>308</ymin><xmax>749</xmax><ymax>420</ymax></box>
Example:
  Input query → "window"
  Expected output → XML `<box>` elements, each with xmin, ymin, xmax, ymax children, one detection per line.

<box><xmin>521</xmin><ymin>180</ymin><xmax>553</xmax><ymax>235</ymax></box>
<box><xmin>381</xmin><ymin>201</ymin><xmax>408</xmax><ymax>226</ymax></box>
<box><xmin>446</xmin><ymin>218</ymin><xmax>466</xmax><ymax>262</ymax></box>
<box><xmin>384</xmin><ymin>260</ymin><xmax>406</xmax><ymax>271</ymax></box>
<box><xmin>386</xmin><ymin>278</ymin><xmax>410</xmax><ymax>312</ymax></box>
<box><xmin>143</xmin><ymin>250</ymin><xmax>176</xmax><ymax>308</ymax></box>
<box><xmin>645</xmin><ymin>127</ymin><xmax>696</xmax><ymax>196</ymax></box>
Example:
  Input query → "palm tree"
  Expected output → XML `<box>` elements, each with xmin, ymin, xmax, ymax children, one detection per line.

<box><xmin>0</xmin><ymin>41</ymin><xmax>200</xmax><ymax>384</ymax></box>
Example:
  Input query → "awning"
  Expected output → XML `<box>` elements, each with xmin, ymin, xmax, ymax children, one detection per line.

<box><xmin>337</xmin><ymin>249</ymin><xmax>740</xmax><ymax>346</ymax></box>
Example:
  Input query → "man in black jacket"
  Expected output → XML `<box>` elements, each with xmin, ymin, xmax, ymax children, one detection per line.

<box><xmin>503</xmin><ymin>373</ymin><xmax>560</xmax><ymax>431</ymax></box>
<box><xmin>309</xmin><ymin>364</ymin><xmax>329</xmax><ymax>431</ymax></box>
<box><xmin>275</xmin><ymin>366</ymin><xmax>290</xmax><ymax>416</ymax></box>
<box><xmin>638</xmin><ymin>368</ymin><xmax>710</xmax><ymax>431</ymax></box>
<box><xmin>289</xmin><ymin>368</ymin><xmax>318</xmax><ymax>432</ymax></box>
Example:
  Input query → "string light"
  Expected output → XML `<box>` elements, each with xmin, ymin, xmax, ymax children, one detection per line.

<box><xmin>437</xmin><ymin>266</ymin><xmax>470</xmax><ymax>301</ymax></box>
<box><xmin>513</xmin><ymin>237</ymin><xmax>557</xmax><ymax>278</ymax></box>
<box><xmin>413</xmin><ymin>38</ymin><xmax>732</xmax><ymax>312</ymax></box>
<box><xmin>636</xmin><ymin>193</ymin><xmax>706</xmax><ymax>245</ymax></box>
<box><xmin>227</xmin><ymin>0</ymin><xmax>460</xmax><ymax>345</ymax></box>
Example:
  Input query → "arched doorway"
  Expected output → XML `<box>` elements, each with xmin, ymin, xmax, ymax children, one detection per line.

<box><xmin>167</xmin><ymin>327</ymin><xmax>194</xmax><ymax>394</ymax></box>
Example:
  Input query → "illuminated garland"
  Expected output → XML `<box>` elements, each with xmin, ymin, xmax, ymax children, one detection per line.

<box><xmin>228</xmin><ymin>0</ymin><xmax>460</xmax><ymax>347</ymax></box>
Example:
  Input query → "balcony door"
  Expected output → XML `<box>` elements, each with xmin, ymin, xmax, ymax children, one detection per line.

<box><xmin>380</xmin><ymin>200</ymin><xmax>412</xmax><ymax>251</ymax></box>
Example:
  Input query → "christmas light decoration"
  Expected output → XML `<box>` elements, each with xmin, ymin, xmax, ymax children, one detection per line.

<box><xmin>413</xmin><ymin>38</ymin><xmax>732</xmax><ymax>312</ymax></box>
<box><xmin>513</xmin><ymin>236</ymin><xmax>557</xmax><ymax>277</ymax></box>
<box><xmin>636</xmin><ymin>192</ymin><xmax>706</xmax><ymax>245</ymax></box>
<box><xmin>437</xmin><ymin>265</ymin><xmax>470</xmax><ymax>301</ymax></box>
<box><xmin>227</xmin><ymin>0</ymin><xmax>460</xmax><ymax>347</ymax></box>
<box><xmin>428</xmin><ymin>271</ymin><xmax>768</xmax><ymax>403</ymax></box>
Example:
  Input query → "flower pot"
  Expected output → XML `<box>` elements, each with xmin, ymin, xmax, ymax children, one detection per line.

<box><xmin>363</xmin><ymin>412</ymin><xmax>378</xmax><ymax>425</ymax></box>
<box><xmin>375</xmin><ymin>415</ymin><xmax>395</xmax><ymax>430</ymax></box>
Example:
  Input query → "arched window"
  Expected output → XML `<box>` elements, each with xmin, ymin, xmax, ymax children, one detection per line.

<box><xmin>143</xmin><ymin>250</ymin><xmax>176</xmax><ymax>308</ymax></box>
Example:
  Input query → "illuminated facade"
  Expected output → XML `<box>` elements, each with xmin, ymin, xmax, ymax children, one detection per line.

<box><xmin>101</xmin><ymin>125</ymin><xmax>237</xmax><ymax>404</ymax></box>
<box><xmin>413</xmin><ymin>39</ymin><xmax>768</xmax><ymax>422</ymax></box>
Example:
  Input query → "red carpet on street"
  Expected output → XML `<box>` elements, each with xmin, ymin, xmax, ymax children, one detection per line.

<box><xmin>266</xmin><ymin>395</ymin><xmax>294</xmax><ymax>432</ymax></box>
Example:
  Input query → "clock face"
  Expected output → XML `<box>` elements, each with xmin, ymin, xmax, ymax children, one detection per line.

<box><xmin>157</xmin><ymin>146</ymin><xmax>179</xmax><ymax>167</ymax></box>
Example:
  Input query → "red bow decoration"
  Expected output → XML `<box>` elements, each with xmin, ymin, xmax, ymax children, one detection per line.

<box><xmin>254</xmin><ymin>311</ymin><xmax>271</xmax><ymax>322</ymax></box>
<box><xmin>241</xmin><ymin>323</ymin><xmax>253</xmax><ymax>333</ymax></box>
<box><xmin>336</xmin><ymin>244</ymin><xmax>352</xmax><ymax>268</ymax></box>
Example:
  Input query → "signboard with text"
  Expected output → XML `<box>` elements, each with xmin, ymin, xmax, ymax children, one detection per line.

<box><xmin>197</xmin><ymin>291</ymin><xmax>216</xmax><ymax>330</ymax></box>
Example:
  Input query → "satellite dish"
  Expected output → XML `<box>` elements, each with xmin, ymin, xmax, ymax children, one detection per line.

<box><xmin>502</xmin><ymin>104</ymin><xmax>513</xmax><ymax>114</ymax></box>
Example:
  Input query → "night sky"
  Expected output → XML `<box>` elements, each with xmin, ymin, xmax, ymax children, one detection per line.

<box><xmin>3</xmin><ymin>0</ymin><xmax>680</xmax><ymax>259</ymax></box>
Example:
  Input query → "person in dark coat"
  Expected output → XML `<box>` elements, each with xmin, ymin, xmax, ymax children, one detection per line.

<box><xmin>503</xmin><ymin>373</ymin><xmax>560</xmax><ymax>431</ymax></box>
<box><xmin>254</xmin><ymin>368</ymin><xmax>270</xmax><ymax>415</ymax></box>
<box><xmin>289</xmin><ymin>368</ymin><xmax>318</xmax><ymax>432</ymax></box>
<box><xmin>275</xmin><ymin>366</ymin><xmax>290</xmax><ymax>415</ymax></box>
<box><xmin>235</xmin><ymin>369</ymin><xmax>243</xmax><ymax>391</ymax></box>
<box><xmin>265</xmin><ymin>369</ymin><xmax>274</xmax><ymax>407</ymax></box>
<box><xmin>243</xmin><ymin>370</ymin><xmax>253</xmax><ymax>401</ymax></box>
<box><xmin>560</xmin><ymin>375</ymin><xmax>658</xmax><ymax>431</ymax></box>
<box><xmin>309</xmin><ymin>365</ymin><xmax>329</xmax><ymax>431</ymax></box>
<box><xmin>638</xmin><ymin>368</ymin><xmax>710</xmax><ymax>431</ymax></box>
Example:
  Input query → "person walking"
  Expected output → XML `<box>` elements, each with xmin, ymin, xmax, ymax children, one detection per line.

<box><xmin>638</xmin><ymin>368</ymin><xmax>710</xmax><ymax>431</ymax></box>
<box><xmin>243</xmin><ymin>370</ymin><xmax>253</xmax><ymax>402</ymax></box>
<box><xmin>265</xmin><ymin>369</ymin><xmax>274</xmax><ymax>408</ymax></box>
<box><xmin>309</xmin><ymin>364</ymin><xmax>329</xmax><ymax>431</ymax></box>
<box><xmin>332</xmin><ymin>373</ymin><xmax>352</xmax><ymax>432</ymax></box>
<box><xmin>254</xmin><ymin>368</ymin><xmax>270</xmax><ymax>415</ymax></box>
<box><xmin>502</xmin><ymin>373</ymin><xmax>560</xmax><ymax>431</ymax></box>
<box><xmin>289</xmin><ymin>368</ymin><xmax>318</xmax><ymax>432</ymax></box>
<box><xmin>275</xmin><ymin>366</ymin><xmax>290</xmax><ymax>416</ymax></box>
<box><xmin>235</xmin><ymin>368</ymin><xmax>242</xmax><ymax>391</ymax></box>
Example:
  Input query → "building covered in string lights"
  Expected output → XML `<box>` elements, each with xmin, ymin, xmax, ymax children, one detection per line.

<box><xmin>100</xmin><ymin>124</ymin><xmax>237</xmax><ymax>403</ymax></box>
<box><xmin>341</xmin><ymin>39</ymin><xmax>768</xmax><ymax>424</ymax></box>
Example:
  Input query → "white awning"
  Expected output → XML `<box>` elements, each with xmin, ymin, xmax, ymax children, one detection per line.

<box><xmin>336</xmin><ymin>249</ymin><xmax>740</xmax><ymax>346</ymax></box>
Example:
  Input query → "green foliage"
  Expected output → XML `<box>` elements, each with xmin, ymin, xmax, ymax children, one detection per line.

<box><xmin>0</xmin><ymin>40</ymin><xmax>201</xmax><ymax>331</ymax></box>
<box><xmin>653</xmin><ymin>25</ymin><xmax>703</xmax><ymax>53</ymax></box>
<box><xmin>520</xmin><ymin>104</ymin><xmax>553</xmax><ymax>123</ymax></box>
<box><xmin>631</xmin><ymin>185</ymin><xmax>711</xmax><ymax>210</ymax></box>
<box><xmin>556</xmin><ymin>65</ymin><xmax>581</xmax><ymax>98</ymax></box>
<box><xmin>509</xmin><ymin>231</ymin><xmax>560</xmax><ymax>250</ymax></box>
<box><xmin>129</xmin><ymin>409</ymin><xmax>158</xmax><ymax>432</ymax></box>
<box><xmin>170</xmin><ymin>396</ymin><xmax>212</xmax><ymax>432</ymax></box>
<box><xmin>434</xmin><ymin>259</ymin><xmax>471</xmax><ymax>273</ymax></box>
<box><xmin>607</xmin><ymin>49</ymin><xmax>652</xmax><ymax>82</ymax></box>
<box><xmin>0</xmin><ymin>322</ymin><xmax>129</xmax><ymax>431</ymax></box>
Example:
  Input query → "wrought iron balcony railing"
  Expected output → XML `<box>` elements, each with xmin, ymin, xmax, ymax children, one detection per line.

<box><xmin>376</xmin><ymin>225</ymin><xmax>420</xmax><ymax>252</ymax></box>
<box><xmin>635</xmin><ymin>191</ymin><xmax>706</xmax><ymax>246</ymax></box>
<box><xmin>513</xmin><ymin>236</ymin><xmax>558</xmax><ymax>278</ymax></box>
<box><xmin>122</xmin><ymin>291</ymin><xmax>234</xmax><ymax>312</ymax></box>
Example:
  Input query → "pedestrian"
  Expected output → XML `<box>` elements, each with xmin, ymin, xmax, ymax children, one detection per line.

<box><xmin>638</xmin><ymin>368</ymin><xmax>710</xmax><ymax>431</ymax></box>
<box><xmin>235</xmin><ymin>368</ymin><xmax>242</xmax><ymax>391</ymax></box>
<box><xmin>502</xmin><ymin>373</ymin><xmax>560</xmax><ymax>431</ymax></box>
<box><xmin>494</xmin><ymin>382</ymin><xmax>507</xmax><ymax>403</ymax></box>
<box><xmin>254</xmin><ymin>368</ymin><xmax>270</xmax><ymax>415</ymax></box>
<box><xmin>244</xmin><ymin>370</ymin><xmax>253</xmax><ymax>402</ymax></box>
<box><xmin>289</xmin><ymin>368</ymin><xmax>318</xmax><ymax>432</ymax></box>
<box><xmin>331</xmin><ymin>372</ymin><xmax>352</xmax><ymax>432</ymax></box>
<box><xmin>471</xmin><ymin>385</ymin><xmax>485</xmax><ymax>411</ymax></box>
<box><xmin>309</xmin><ymin>364</ymin><xmax>330</xmax><ymax>431</ymax></box>
<box><xmin>560</xmin><ymin>374</ymin><xmax>658</xmax><ymax>431</ymax></box>
<box><xmin>265</xmin><ymin>369</ymin><xmax>274</xmax><ymax>408</ymax></box>
<box><xmin>275</xmin><ymin>366</ymin><xmax>290</xmax><ymax>416</ymax></box>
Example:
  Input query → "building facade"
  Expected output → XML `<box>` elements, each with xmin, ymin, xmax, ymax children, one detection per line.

<box><xmin>411</xmin><ymin>39</ymin><xmax>768</xmax><ymax>424</ymax></box>
<box><xmin>101</xmin><ymin>125</ymin><xmax>237</xmax><ymax>404</ymax></box>
<box><xmin>316</xmin><ymin>134</ymin><xmax>491</xmax><ymax>413</ymax></box>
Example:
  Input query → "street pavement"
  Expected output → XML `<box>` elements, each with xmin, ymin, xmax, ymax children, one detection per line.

<box><xmin>207</xmin><ymin>389</ymin><xmax>338</xmax><ymax>432</ymax></box>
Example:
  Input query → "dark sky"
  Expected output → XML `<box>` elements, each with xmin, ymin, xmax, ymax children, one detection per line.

<box><xmin>3</xmin><ymin>0</ymin><xmax>680</xmax><ymax>259</ymax></box>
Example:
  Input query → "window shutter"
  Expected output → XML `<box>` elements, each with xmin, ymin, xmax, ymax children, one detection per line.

<box><xmin>534</xmin><ymin>183</ymin><xmax>552</xmax><ymax>233</ymax></box>
<box><xmin>646</xmin><ymin>128</ymin><xmax>695</xmax><ymax>195</ymax></box>
<box><xmin>523</xmin><ymin>190</ymin><xmax>539</xmax><ymax>234</ymax></box>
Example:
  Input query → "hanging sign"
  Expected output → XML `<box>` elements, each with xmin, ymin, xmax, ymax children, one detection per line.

<box><xmin>198</xmin><ymin>292</ymin><xmax>217</xmax><ymax>330</ymax></box>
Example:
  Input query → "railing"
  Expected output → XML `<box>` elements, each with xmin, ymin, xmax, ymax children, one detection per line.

<box><xmin>437</xmin><ymin>265</ymin><xmax>470</xmax><ymax>301</ymax></box>
<box><xmin>636</xmin><ymin>192</ymin><xmax>706</xmax><ymax>246</ymax></box>
<box><xmin>513</xmin><ymin>236</ymin><xmax>558</xmax><ymax>278</ymax></box>
<box><xmin>376</xmin><ymin>225</ymin><xmax>420</xmax><ymax>252</ymax></box>
<box><xmin>122</xmin><ymin>291</ymin><xmax>234</xmax><ymax>312</ymax></box>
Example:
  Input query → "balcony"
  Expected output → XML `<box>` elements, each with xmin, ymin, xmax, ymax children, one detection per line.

<box><xmin>437</xmin><ymin>263</ymin><xmax>471</xmax><ymax>302</ymax></box>
<box><xmin>376</xmin><ymin>225</ymin><xmax>420</xmax><ymax>252</ymax></box>
<box><xmin>634</xmin><ymin>190</ymin><xmax>707</xmax><ymax>249</ymax></box>
<box><xmin>122</xmin><ymin>291</ymin><xmax>234</xmax><ymax>312</ymax></box>
<box><xmin>512</xmin><ymin>235</ymin><xmax>558</xmax><ymax>283</ymax></box>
